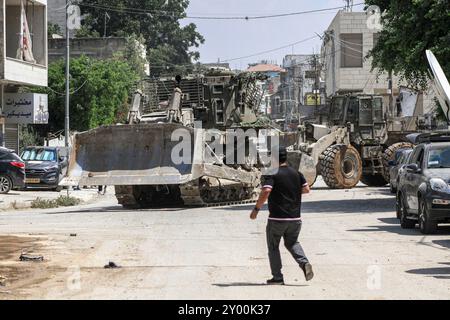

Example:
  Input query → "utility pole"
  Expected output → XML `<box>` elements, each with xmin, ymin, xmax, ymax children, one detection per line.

<box><xmin>65</xmin><ymin>0</ymin><xmax>70</xmax><ymax>147</ymax></box>
<box><xmin>388</xmin><ymin>70</ymin><xmax>394</xmax><ymax>118</ymax></box>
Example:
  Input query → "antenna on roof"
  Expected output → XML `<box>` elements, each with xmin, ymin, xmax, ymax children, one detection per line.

<box><xmin>343</xmin><ymin>0</ymin><xmax>354</xmax><ymax>12</ymax></box>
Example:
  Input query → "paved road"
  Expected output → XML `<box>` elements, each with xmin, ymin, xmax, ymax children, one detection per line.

<box><xmin>1</xmin><ymin>178</ymin><xmax>450</xmax><ymax>299</ymax></box>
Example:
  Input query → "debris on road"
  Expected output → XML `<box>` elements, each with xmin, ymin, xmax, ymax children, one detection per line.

<box><xmin>19</xmin><ymin>254</ymin><xmax>44</xmax><ymax>262</ymax></box>
<box><xmin>70</xmin><ymin>233</ymin><xmax>77</xmax><ymax>237</ymax></box>
<box><xmin>104</xmin><ymin>261</ymin><xmax>120</xmax><ymax>269</ymax></box>
<box><xmin>0</xmin><ymin>275</ymin><xmax>7</xmax><ymax>286</ymax></box>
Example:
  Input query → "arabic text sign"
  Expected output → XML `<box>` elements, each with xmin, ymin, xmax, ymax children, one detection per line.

<box><xmin>4</xmin><ymin>93</ymin><xmax>49</xmax><ymax>125</ymax></box>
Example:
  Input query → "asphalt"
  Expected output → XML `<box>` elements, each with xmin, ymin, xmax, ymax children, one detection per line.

<box><xmin>1</xmin><ymin>178</ymin><xmax>450</xmax><ymax>299</ymax></box>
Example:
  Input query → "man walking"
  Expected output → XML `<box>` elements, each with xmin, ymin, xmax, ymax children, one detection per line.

<box><xmin>250</xmin><ymin>146</ymin><xmax>314</xmax><ymax>285</ymax></box>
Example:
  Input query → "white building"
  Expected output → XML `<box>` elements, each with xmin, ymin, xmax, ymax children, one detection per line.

<box><xmin>321</xmin><ymin>9</ymin><xmax>433</xmax><ymax>113</ymax></box>
<box><xmin>1</xmin><ymin>0</ymin><xmax>48</xmax><ymax>151</ymax></box>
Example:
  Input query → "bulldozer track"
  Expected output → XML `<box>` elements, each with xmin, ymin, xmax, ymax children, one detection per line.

<box><xmin>115</xmin><ymin>179</ymin><xmax>259</xmax><ymax>209</ymax></box>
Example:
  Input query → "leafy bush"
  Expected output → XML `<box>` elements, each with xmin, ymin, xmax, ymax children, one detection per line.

<box><xmin>31</xmin><ymin>196</ymin><xmax>81</xmax><ymax>209</ymax></box>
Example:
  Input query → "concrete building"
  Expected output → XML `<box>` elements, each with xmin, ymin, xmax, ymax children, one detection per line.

<box><xmin>246</xmin><ymin>62</ymin><xmax>285</xmax><ymax>119</ymax></box>
<box><xmin>1</xmin><ymin>0</ymin><xmax>48</xmax><ymax>151</ymax></box>
<box><xmin>321</xmin><ymin>9</ymin><xmax>433</xmax><ymax>113</ymax></box>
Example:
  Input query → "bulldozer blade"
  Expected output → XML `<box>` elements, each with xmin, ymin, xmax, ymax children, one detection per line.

<box><xmin>60</xmin><ymin>123</ymin><xmax>259</xmax><ymax>187</ymax></box>
<box><xmin>61</xmin><ymin>123</ymin><xmax>197</xmax><ymax>187</ymax></box>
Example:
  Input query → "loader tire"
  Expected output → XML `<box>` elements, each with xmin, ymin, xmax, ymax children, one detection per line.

<box><xmin>320</xmin><ymin>145</ymin><xmax>362</xmax><ymax>189</ymax></box>
<box><xmin>382</xmin><ymin>142</ymin><xmax>414</xmax><ymax>181</ymax></box>
<box><xmin>360</xmin><ymin>174</ymin><xmax>388</xmax><ymax>187</ymax></box>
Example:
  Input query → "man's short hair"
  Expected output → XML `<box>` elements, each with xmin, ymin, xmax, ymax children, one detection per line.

<box><xmin>279</xmin><ymin>146</ymin><xmax>288</xmax><ymax>163</ymax></box>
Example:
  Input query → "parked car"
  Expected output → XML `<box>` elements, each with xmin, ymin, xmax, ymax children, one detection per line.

<box><xmin>389</xmin><ymin>148</ymin><xmax>413</xmax><ymax>193</ymax></box>
<box><xmin>0</xmin><ymin>147</ymin><xmax>25</xmax><ymax>194</ymax></box>
<box><xmin>20</xmin><ymin>146</ymin><xmax>69</xmax><ymax>191</ymax></box>
<box><xmin>396</xmin><ymin>132</ymin><xmax>450</xmax><ymax>234</ymax></box>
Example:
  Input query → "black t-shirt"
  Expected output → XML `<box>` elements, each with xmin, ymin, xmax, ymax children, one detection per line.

<box><xmin>262</xmin><ymin>166</ymin><xmax>308</xmax><ymax>220</ymax></box>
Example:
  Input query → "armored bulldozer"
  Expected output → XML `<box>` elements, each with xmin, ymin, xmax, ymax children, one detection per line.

<box><xmin>290</xmin><ymin>94</ymin><xmax>419</xmax><ymax>189</ymax></box>
<box><xmin>61</xmin><ymin>70</ymin><xmax>280</xmax><ymax>208</ymax></box>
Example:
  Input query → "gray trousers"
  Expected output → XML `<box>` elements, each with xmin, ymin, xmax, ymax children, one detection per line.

<box><xmin>266</xmin><ymin>220</ymin><xmax>309</xmax><ymax>280</ymax></box>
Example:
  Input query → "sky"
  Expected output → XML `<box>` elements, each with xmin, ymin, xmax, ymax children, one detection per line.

<box><xmin>182</xmin><ymin>0</ymin><xmax>365</xmax><ymax>70</ymax></box>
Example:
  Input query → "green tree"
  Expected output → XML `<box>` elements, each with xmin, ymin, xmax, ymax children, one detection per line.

<box><xmin>48</xmin><ymin>22</ymin><xmax>63</xmax><ymax>38</ymax></box>
<box><xmin>36</xmin><ymin>56</ymin><xmax>138</xmax><ymax>134</ymax></box>
<box><xmin>78</xmin><ymin>0</ymin><xmax>205</xmax><ymax>76</ymax></box>
<box><xmin>366</xmin><ymin>0</ymin><xmax>450</xmax><ymax>89</ymax></box>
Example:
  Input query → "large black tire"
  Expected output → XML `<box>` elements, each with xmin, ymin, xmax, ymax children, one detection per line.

<box><xmin>382</xmin><ymin>142</ymin><xmax>414</xmax><ymax>181</ymax></box>
<box><xmin>360</xmin><ymin>174</ymin><xmax>388</xmax><ymax>187</ymax></box>
<box><xmin>0</xmin><ymin>175</ymin><xmax>12</xmax><ymax>194</ymax></box>
<box><xmin>320</xmin><ymin>145</ymin><xmax>362</xmax><ymax>189</ymax></box>
<box><xmin>419</xmin><ymin>198</ymin><xmax>437</xmax><ymax>234</ymax></box>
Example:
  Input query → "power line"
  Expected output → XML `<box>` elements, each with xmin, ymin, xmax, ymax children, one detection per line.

<box><xmin>74</xmin><ymin>2</ymin><xmax>365</xmax><ymax>21</ymax></box>
<box><xmin>220</xmin><ymin>35</ymin><xmax>319</xmax><ymax>63</ymax></box>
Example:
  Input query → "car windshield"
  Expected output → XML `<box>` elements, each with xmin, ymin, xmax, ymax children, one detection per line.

<box><xmin>427</xmin><ymin>146</ymin><xmax>450</xmax><ymax>168</ymax></box>
<box><xmin>21</xmin><ymin>149</ymin><xmax>57</xmax><ymax>162</ymax></box>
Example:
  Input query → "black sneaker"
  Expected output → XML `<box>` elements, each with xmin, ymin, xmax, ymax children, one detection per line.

<box><xmin>301</xmin><ymin>262</ymin><xmax>314</xmax><ymax>281</ymax></box>
<box><xmin>266</xmin><ymin>278</ymin><xmax>284</xmax><ymax>285</ymax></box>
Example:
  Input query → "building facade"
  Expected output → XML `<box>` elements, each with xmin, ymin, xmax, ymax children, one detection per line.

<box><xmin>321</xmin><ymin>10</ymin><xmax>433</xmax><ymax>114</ymax></box>
<box><xmin>1</xmin><ymin>0</ymin><xmax>48</xmax><ymax>152</ymax></box>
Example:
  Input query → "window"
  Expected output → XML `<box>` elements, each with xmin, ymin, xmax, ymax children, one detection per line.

<box><xmin>428</xmin><ymin>146</ymin><xmax>450</xmax><ymax>169</ymax></box>
<box><xmin>214</xmin><ymin>99</ymin><xmax>225</xmax><ymax>124</ymax></box>
<box><xmin>21</xmin><ymin>149</ymin><xmax>56</xmax><ymax>162</ymax></box>
<box><xmin>340</xmin><ymin>33</ymin><xmax>363</xmax><ymax>68</ymax></box>
<box><xmin>410</xmin><ymin>148</ymin><xmax>424</xmax><ymax>168</ymax></box>
<box><xmin>373</xmin><ymin>98</ymin><xmax>383</xmax><ymax>122</ymax></box>
<box><xmin>359</xmin><ymin>99</ymin><xmax>373</xmax><ymax>125</ymax></box>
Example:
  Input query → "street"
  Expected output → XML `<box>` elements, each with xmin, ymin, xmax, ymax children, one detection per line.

<box><xmin>1</xmin><ymin>178</ymin><xmax>450</xmax><ymax>300</ymax></box>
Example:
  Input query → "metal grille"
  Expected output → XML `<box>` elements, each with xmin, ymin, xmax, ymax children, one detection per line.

<box><xmin>4</xmin><ymin>124</ymin><xmax>19</xmax><ymax>153</ymax></box>
<box><xmin>143</xmin><ymin>77</ymin><xmax>204</xmax><ymax>114</ymax></box>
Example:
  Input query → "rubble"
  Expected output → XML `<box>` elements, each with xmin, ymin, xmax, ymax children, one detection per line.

<box><xmin>104</xmin><ymin>261</ymin><xmax>120</xmax><ymax>269</ymax></box>
<box><xmin>19</xmin><ymin>254</ymin><xmax>44</xmax><ymax>262</ymax></box>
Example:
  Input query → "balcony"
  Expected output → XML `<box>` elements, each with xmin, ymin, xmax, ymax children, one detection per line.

<box><xmin>1</xmin><ymin>0</ymin><xmax>47</xmax><ymax>87</ymax></box>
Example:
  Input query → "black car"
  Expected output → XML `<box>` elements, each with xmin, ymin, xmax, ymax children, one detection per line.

<box><xmin>21</xmin><ymin>146</ymin><xmax>69</xmax><ymax>191</ymax></box>
<box><xmin>0</xmin><ymin>147</ymin><xmax>25</xmax><ymax>194</ymax></box>
<box><xmin>389</xmin><ymin>148</ymin><xmax>413</xmax><ymax>193</ymax></box>
<box><xmin>397</xmin><ymin>132</ymin><xmax>450</xmax><ymax>234</ymax></box>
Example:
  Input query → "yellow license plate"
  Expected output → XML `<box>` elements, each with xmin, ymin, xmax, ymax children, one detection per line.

<box><xmin>26</xmin><ymin>178</ymin><xmax>41</xmax><ymax>184</ymax></box>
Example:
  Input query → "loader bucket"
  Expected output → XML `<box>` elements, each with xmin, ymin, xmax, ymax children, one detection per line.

<box><xmin>60</xmin><ymin>123</ymin><xmax>198</xmax><ymax>187</ymax></box>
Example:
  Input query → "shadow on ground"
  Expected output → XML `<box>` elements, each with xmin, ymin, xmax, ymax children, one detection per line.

<box><xmin>406</xmin><ymin>262</ymin><xmax>450</xmax><ymax>279</ymax></box>
<box><xmin>43</xmin><ymin>205</ymin><xmax>191</xmax><ymax>215</ymax></box>
<box><xmin>214</xmin><ymin>198</ymin><xmax>396</xmax><ymax>214</ymax></box>
<box><xmin>212</xmin><ymin>282</ymin><xmax>307</xmax><ymax>288</ymax></box>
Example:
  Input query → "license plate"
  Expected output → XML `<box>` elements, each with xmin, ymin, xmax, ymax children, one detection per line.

<box><xmin>26</xmin><ymin>178</ymin><xmax>40</xmax><ymax>184</ymax></box>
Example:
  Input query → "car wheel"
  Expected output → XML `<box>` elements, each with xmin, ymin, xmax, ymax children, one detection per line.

<box><xmin>0</xmin><ymin>175</ymin><xmax>12</xmax><ymax>194</ymax></box>
<box><xmin>399</xmin><ymin>195</ymin><xmax>415</xmax><ymax>229</ymax></box>
<box><xmin>419</xmin><ymin>199</ymin><xmax>437</xmax><ymax>234</ymax></box>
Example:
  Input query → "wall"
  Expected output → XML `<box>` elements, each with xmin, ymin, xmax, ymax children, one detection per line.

<box><xmin>322</xmin><ymin>10</ymin><xmax>434</xmax><ymax>113</ymax></box>
<box><xmin>48</xmin><ymin>37</ymin><xmax>127</xmax><ymax>63</ymax></box>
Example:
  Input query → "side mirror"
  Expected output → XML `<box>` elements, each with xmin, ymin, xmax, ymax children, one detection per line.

<box><xmin>406</xmin><ymin>163</ymin><xmax>420</xmax><ymax>173</ymax></box>
<box><xmin>388</xmin><ymin>160</ymin><xmax>396</xmax><ymax>167</ymax></box>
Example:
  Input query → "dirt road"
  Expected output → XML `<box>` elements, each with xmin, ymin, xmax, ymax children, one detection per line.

<box><xmin>1</xmin><ymin>179</ymin><xmax>450</xmax><ymax>299</ymax></box>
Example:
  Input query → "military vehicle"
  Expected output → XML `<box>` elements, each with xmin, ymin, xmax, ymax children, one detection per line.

<box><xmin>61</xmin><ymin>70</ymin><xmax>280</xmax><ymax>208</ymax></box>
<box><xmin>290</xmin><ymin>94</ymin><xmax>419</xmax><ymax>189</ymax></box>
